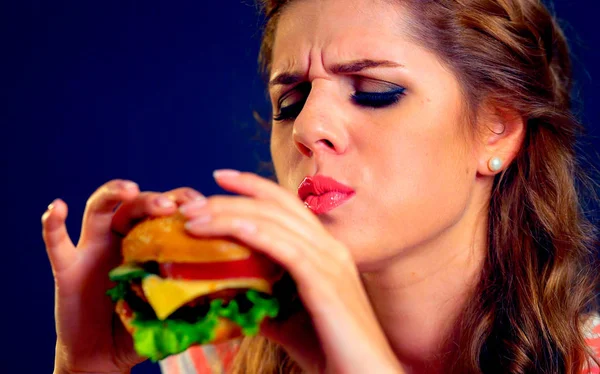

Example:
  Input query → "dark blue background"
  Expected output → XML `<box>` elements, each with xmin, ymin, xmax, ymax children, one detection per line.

<box><xmin>1</xmin><ymin>1</ymin><xmax>598</xmax><ymax>373</ymax></box>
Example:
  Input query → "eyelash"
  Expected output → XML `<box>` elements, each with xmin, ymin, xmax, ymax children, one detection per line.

<box><xmin>273</xmin><ymin>88</ymin><xmax>406</xmax><ymax>122</ymax></box>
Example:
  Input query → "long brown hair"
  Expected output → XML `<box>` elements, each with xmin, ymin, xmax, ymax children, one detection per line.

<box><xmin>231</xmin><ymin>0</ymin><xmax>600</xmax><ymax>372</ymax></box>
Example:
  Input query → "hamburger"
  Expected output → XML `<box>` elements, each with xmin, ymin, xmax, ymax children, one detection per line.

<box><xmin>106</xmin><ymin>212</ymin><xmax>285</xmax><ymax>362</ymax></box>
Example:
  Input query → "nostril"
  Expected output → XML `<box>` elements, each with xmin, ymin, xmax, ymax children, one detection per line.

<box><xmin>316</xmin><ymin>139</ymin><xmax>334</xmax><ymax>149</ymax></box>
<box><xmin>294</xmin><ymin>139</ymin><xmax>336</xmax><ymax>157</ymax></box>
<box><xmin>296</xmin><ymin>141</ymin><xmax>313</xmax><ymax>157</ymax></box>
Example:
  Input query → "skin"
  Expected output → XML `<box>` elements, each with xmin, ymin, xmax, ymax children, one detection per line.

<box><xmin>43</xmin><ymin>0</ymin><xmax>524</xmax><ymax>373</ymax></box>
<box><xmin>264</xmin><ymin>0</ymin><xmax>523</xmax><ymax>370</ymax></box>
<box><xmin>44</xmin><ymin>184</ymin><xmax>209</xmax><ymax>374</ymax></box>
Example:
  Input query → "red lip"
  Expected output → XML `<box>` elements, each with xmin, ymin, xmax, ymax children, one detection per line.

<box><xmin>297</xmin><ymin>175</ymin><xmax>355</xmax><ymax>215</ymax></box>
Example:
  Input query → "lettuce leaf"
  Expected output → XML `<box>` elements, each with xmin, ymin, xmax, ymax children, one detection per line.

<box><xmin>106</xmin><ymin>264</ymin><xmax>150</xmax><ymax>302</ymax></box>
<box><xmin>106</xmin><ymin>282</ymin><xmax>128</xmax><ymax>302</ymax></box>
<box><xmin>108</xmin><ymin>264</ymin><xmax>150</xmax><ymax>282</ymax></box>
<box><xmin>130</xmin><ymin>290</ymin><xmax>279</xmax><ymax>362</ymax></box>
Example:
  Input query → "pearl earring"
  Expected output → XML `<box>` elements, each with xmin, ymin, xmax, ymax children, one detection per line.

<box><xmin>488</xmin><ymin>157</ymin><xmax>503</xmax><ymax>172</ymax></box>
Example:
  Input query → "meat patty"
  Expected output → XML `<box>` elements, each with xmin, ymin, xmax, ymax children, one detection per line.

<box><xmin>168</xmin><ymin>288</ymin><xmax>252</xmax><ymax>323</ymax></box>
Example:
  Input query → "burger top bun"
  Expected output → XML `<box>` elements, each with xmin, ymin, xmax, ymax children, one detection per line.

<box><xmin>122</xmin><ymin>213</ymin><xmax>252</xmax><ymax>263</ymax></box>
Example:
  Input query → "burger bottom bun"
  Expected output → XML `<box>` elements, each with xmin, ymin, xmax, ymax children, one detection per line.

<box><xmin>115</xmin><ymin>300</ymin><xmax>243</xmax><ymax>350</ymax></box>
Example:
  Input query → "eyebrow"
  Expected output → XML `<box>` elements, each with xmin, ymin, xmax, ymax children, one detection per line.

<box><xmin>268</xmin><ymin>59</ymin><xmax>403</xmax><ymax>88</ymax></box>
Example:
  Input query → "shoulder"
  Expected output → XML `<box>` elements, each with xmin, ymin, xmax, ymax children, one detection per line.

<box><xmin>582</xmin><ymin>313</ymin><xmax>600</xmax><ymax>374</ymax></box>
<box><xmin>159</xmin><ymin>340</ymin><xmax>241</xmax><ymax>374</ymax></box>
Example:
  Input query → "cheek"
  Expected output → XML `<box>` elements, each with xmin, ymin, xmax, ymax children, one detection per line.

<box><xmin>366</xmin><ymin>107</ymin><xmax>471</xmax><ymax>191</ymax></box>
<box><xmin>404</xmin><ymin>94</ymin><xmax>472</xmax><ymax>194</ymax></box>
<box><xmin>270</xmin><ymin>127</ymin><xmax>298</xmax><ymax>190</ymax></box>
<box><xmin>376</xmin><ymin>127</ymin><xmax>471</xmax><ymax>214</ymax></box>
<box><xmin>351</xmin><ymin>107</ymin><xmax>475</xmax><ymax>260</ymax></box>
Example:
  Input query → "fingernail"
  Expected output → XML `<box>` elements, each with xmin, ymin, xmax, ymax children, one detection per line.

<box><xmin>213</xmin><ymin>169</ymin><xmax>241</xmax><ymax>179</ymax></box>
<box><xmin>41</xmin><ymin>210</ymin><xmax>51</xmax><ymax>222</ymax></box>
<box><xmin>184</xmin><ymin>215</ymin><xmax>212</xmax><ymax>229</ymax></box>
<box><xmin>179</xmin><ymin>198</ymin><xmax>207</xmax><ymax>214</ymax></box>
<box><xmin>155</xmin><ymin>196</ymin><xmax>175</xmax><ymax>208</ymax></box>
<box><xmin>111</xmin><ymin>181</ymin><xmax>138</xmax><ymax>193</ymax></box>
<box><xmin>44</xmin><ymin>199</ymin><xmax>59</xmax><ymax>220</ymax></box>
<box><xmin>185</xmin><ymin>190</ymin><xmax>205</xmax><ymax>200</ymax></box>
<box><xmin>122</xmin><ymin>181</ymin><xmax>138</xmax><ymax>190</ymax></box>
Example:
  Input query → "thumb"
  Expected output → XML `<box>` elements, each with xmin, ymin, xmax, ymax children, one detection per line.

<box><xmin>42</xmin><ymin>199</ymin><xmax>76</xmax><ymax>274</ymax></box>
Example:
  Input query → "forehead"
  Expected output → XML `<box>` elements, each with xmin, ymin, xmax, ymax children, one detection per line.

<box><xmin>272</xmin><ymin>0</ymin><xmax>413</xmax><ymax>72</ymax></box>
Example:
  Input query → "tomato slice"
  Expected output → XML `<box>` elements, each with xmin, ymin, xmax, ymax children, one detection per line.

<box><xmin>158</xmin><ymin>253</ymin><xmax>283</xmax><ymax>281</ymax></box>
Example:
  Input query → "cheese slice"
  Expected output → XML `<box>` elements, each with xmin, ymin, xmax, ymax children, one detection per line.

<box><xmin>141</xmin><ymin>275</ymin><xmax>271</xmax><ymax>320</ymax></box>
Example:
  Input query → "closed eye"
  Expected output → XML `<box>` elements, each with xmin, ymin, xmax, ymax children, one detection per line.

<box><xmin>273</xmin><ymin>82</ymin><xmax>310</xmax><ymax>122</ymax></box>
<box><xmin>273</xmin><ymin>99</ymin><xmax>306</xmax><ymax>122</ymax></box>
<box><xmin>351</xmin><ymin>88</ymin><xmax>406</xmax><ymax>108</ymax></box>
<box><xmin>272</xmin><ymin>85</ymin><xmax>406</xmax><ymax>122</ymax></box>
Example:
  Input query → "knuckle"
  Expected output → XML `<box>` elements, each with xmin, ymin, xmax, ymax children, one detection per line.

<box><xmin>178</xmin><ymin>186</ymin><xmax>200</xmax><ymax>195</ymax></box>
<box><xmin>167</xmin><ymin>187</ymin><xmax>203</xmax><ymax>202</ymax></box>
<box><xmin>335</xmin><ymin>246</ymin><xmax>354</xmax><ymax>266</ymax></box>
<box><xmin>175</xmin><ymin>187</ymin><xmax>192</xmax><ymax>195</ymax></box>
<box><xmin>139</xmin><ymin>191</ymin><xmax>159</xmax><ymax>202</ymax></box>
<box><xmin>166</xmin><ymin>187</ymin><xmax>187</xmax><ymax>196</ymax></box>
<box><xmin>144</xmin><ymin>192</ymin><xmax>165</xmax><ymax>208</ymax></box>
<box><xmin>261</xmin><ymin>199</ymin><xmax>279</xmax><ymax>210</ymax></box>
<box><xmin>234</xmin><ymin>218</ymin><xmax>258</xmax><ymax>235</ymax></box>
<box><xmin>278</xmin><ymin>240</ymin><xmax>302</xmax><ymax>265</ymax></box>
<box><xmin>205</xmin><ymin>196</ymin><xmax>223</xmax><ymax>212</ymax></box>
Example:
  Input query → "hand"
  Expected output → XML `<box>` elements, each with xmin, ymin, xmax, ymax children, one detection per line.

<box><xmin>180</xmin><ymin>170</ymin><xmax>404</xmax><ymax>374</ymax></box>
<box><xmin>42</xmin><ymin>180</ymin><xmax>205</xmax><ymax>374</ymax></box>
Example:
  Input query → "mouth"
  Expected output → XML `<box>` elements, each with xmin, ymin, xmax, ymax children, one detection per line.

<box><xmin>297</xmin><ymin>175</ymin><xmax>356</xmax><ymax>215</ymax></box>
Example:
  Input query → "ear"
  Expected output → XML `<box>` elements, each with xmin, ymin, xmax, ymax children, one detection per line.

<box><xmin>476</xmin><ymin>104</ymin><xmax>525</xmax><ymax>176</ymax></box>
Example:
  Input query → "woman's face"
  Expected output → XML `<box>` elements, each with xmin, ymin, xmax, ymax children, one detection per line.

<box><xmin>269</xmin><ymin>0</ymin><xmax>482</xmax><ymax>270</ymax></box>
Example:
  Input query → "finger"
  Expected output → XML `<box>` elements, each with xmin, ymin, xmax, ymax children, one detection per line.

<box><xmin>110</xmin><ymin>191</ymin><xmax>177</xmax><ymax>237</ymax></box>
<box><xmin>78</xmin><ymin>179</ymin><xmax>139</xmax><ymax>249</ymax></box>
<box><xmin>163</xmin><ymin>187</ymin><xmax>205</xmax><ymax>205</ymax></box>
<box><xmin>42</xmin><ymin>199</ymin><xmax>76</xmax><ymax>273</ymax></box>
<box><xmin>111</xmin><ymin>187</ymin><xmax>204</xmax><ymax>236</ymax></box>
<box><xmin>212</xmin><ymin>170</ymin><xmax>317</xmax><ymax>222</ymax></box>
<box><xmin>184</xmin><ymin>212</ymin><xmax>338</xmax><ymax>294</ymax></box>
<box><xmin>184</xmin><ymin>211</ymin><xmax>377</xmax><ymax>368</ymax></box>
<box><xmin>184</xmin><ymin>212</ymin><xmax>367</xmax><ymax>312</ymax></box>
<box><xmin>184</xmin><ymin>212</ymin><xmax>372</xmax><ymax>350</ymax></box>
<box><xmin>179</xmin><ymin>195</ymin><xmax>323</xmax><ymax>249</ymax></box>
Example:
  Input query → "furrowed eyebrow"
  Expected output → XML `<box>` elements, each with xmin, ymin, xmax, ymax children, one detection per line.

<box><xmin>330</xmin><ymin>59</ymin><xmax>403</xmax><ymax>74</ymax></box>
<box><xmin>268</xmin><ymin>73</ymin><xmax>303</xmax><ymax>88</ymax></box>
<box><xmin>268</xmin><ymin>59</ymin><xmax>403</xmax><ymax>88</ymax></box>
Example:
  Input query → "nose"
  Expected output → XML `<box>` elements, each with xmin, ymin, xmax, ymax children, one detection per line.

<box><xmin>292</xmin><ymin>86</ymin><xmax>349</xmax><ymax>158</ymax></box>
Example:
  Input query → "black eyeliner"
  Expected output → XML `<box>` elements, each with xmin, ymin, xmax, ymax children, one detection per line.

<box><xmin>351</xmin><ymin>87</ymin><xmax>406</xmax><ymax>108</ymax></box>
<box><xmin>273</xmin><ymin>86</ymin><xmax>406</xmax><ymax>121</ymax></box>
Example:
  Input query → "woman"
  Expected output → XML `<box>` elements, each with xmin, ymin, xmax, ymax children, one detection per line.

<box><xmin>43</xmin><ymin>0</ymin><xmax>600</xmax><ymax>373</ymax></box>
